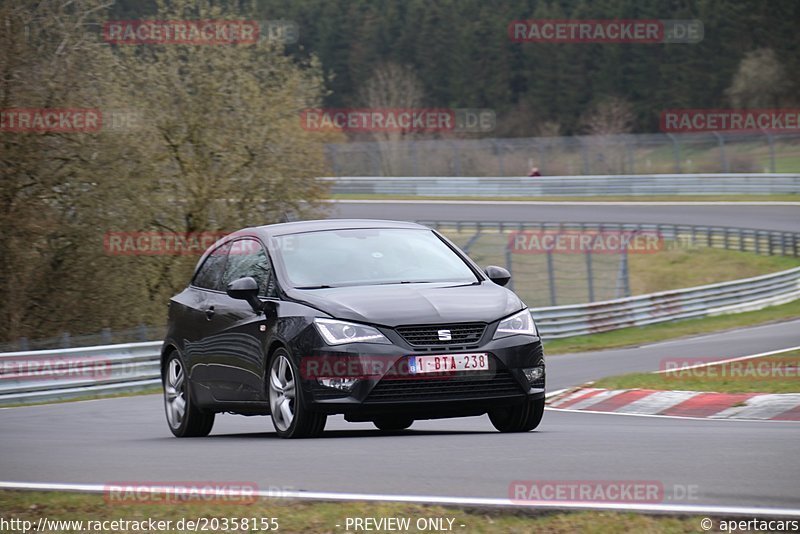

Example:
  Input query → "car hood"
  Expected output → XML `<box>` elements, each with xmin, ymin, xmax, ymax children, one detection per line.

<box><xmin>286</xmin><ymin>281</ymin><xmax>524</xmax><ymax>327</ymax></box>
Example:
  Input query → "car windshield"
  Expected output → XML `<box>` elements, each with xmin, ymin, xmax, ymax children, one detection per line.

<box><xmin>274</xmin><ymin>228</ymin><xmax>478</xmax><ymax>288</ymax></box>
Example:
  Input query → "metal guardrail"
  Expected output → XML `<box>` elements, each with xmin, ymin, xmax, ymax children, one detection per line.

<box><xmin>532</xmin><ymin>267</ymin><xmax>800</xmax><ymax>339</ymax></box>
<box><xmin>1</xmin><ymin>222</ymin><xmax>799</xmax><ymax>405</ymax></box>
<box><xmin>0</xmin><ymin>342</ymin><xmax>162</xmax><ymax>405</ymax></box>
<box><xmin>322</xmin><ymin>173</ymin><xmax>800</xmax><ymax>196</ymax></box>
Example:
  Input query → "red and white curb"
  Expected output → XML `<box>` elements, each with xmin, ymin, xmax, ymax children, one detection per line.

<box><xmin>547</xmin><ymin>388</ymin><xmax>800</xmax><ymax>421</ymax></box>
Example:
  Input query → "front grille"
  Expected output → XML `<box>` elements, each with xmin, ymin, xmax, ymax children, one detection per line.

<box><xmin>365</xmin><ymin>369</ymin><xmax>525</xmax><ymax>403</ymax></box>
<box><xmin>395</xmin><ymin>323</ymin><xmax>487</xmax><ymax>347</ymax></box>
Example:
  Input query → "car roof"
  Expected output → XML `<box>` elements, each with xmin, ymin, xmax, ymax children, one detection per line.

<box><xmin>248</xmin><ymin>219</ymin><xmax>428</xmax><ymax>238</ymax></box>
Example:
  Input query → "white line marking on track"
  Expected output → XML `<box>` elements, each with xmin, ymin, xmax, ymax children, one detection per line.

<box><xmin>329</xmin><ymin>199</ymin><xmax>800</xmax><ymax>206</ymax></box>
<box><xmin>1</xmin><ymin>481</ymin><xmax>798</xmax><ymax>518</ymax></box>
<box><xmin>544</xmin><ymin>388</ymin><xmax>568</xmax><ymax>399</ymax></box>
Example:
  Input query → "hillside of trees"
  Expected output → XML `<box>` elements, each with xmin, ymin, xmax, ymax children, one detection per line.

<box><xmin>110</xmin><ymin>0</ymin><xmax>800</xmax><ymax>136</ymax></box>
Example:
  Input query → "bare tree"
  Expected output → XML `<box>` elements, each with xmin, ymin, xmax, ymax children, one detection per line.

<box><xmin>0</xmin><ymin>0</ymin><xmax>160</xmax><ymax>340</ymax></box>
<box><xmin>726</xmin><ymin>48</ymin><xmax>792</xmax><ymax>108</ymax></box>
<box><xmin>113</xmin><ymin>0</ymin><xmax>337</xmax><ymax>303</ymax></box>
<box><xmin>0</xmin><ymin>0</ymin><xmax>336</xmax><ymax>342</ymax></box>
<box><xmin>579</xmin><ymin>97</ymin><xmax>635</xmax><ymax>136</ymax></box>
<box><xmin>578</xmin><ymin>97</ymin><xmax>635</xmax><ymax>174</ymax></box>
<box><xmin>359</xmin><ymin>62</ymin><xmax>426</xmax><ymax>175</ymax></box>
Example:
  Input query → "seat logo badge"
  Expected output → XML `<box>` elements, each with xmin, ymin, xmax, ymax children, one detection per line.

<box><xmin>438</xmin><ymin>329</ymin><xmax>452</xmax><ymax>341</ymax></box>
<box><xmin>260</xmin><ymin>325</ymin><xmax>266</xmax><ymax>332</ymax></box>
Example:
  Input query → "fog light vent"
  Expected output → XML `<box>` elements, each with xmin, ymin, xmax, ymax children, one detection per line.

<box><xmin>522</xmin><ymin>366</ymin><xmax>545</xmax><ymax>384</ymax></box>
<box><xmin>318</xmin><ymin>377</ymin><xmax>359</xmax><ymax>391</ymax></box>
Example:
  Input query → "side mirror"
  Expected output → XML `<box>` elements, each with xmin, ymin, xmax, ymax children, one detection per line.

<box><xmin>226</xmin><ymin>277</ymin><xmax>263</xmax><ymax>313</ymax></box>
<box><xmin>484</xmin><ymin>265</ymin><xmax>511</xmax><ymax>287</ymax></box>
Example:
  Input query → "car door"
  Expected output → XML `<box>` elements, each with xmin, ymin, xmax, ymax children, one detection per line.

<box><xmin>178</xmin><ymin>241</ymin><xmax>232</xmax><ymax>398</ymax></box>
<box><xmin>206</xmin><ymin>237</ymin><xmax>275</xmax><ymax>402</ymax></box>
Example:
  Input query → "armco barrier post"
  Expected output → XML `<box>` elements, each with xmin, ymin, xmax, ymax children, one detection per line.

<box><xmin>504</xmin><ymin>242</ymin><xmax>514</xmax><ymax>291</ymax></box>
<box><xmin>546</xmin><ymin>249</ymin><xmax>557</xmax><ymax>306</ymax></box>
<box><xmin>585</xmin><ymin>242</ymin><xmax>595</xmax><ymax>303</ymax></box>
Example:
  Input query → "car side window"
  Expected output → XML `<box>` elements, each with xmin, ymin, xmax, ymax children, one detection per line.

<box><xmin>193</xmin><ymin>242</ymin><xmax>231</xmax><ymax>291</ymax></box>
<box><xmin>222</xmin><ymin>239</ymin><xmax>275</xmax><ymax>297</ymax></box>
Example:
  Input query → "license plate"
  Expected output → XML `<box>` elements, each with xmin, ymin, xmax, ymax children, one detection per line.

<box><xmin>408</xmin><ymin>353</ymin><xmax>489</xmax><ymax>374</ymax></box>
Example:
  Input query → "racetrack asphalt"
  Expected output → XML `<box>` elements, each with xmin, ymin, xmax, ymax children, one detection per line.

<box><xmin>330</xmin><ymin>201</ymin><xmax>800</xmax><ymax>232</ymax></box>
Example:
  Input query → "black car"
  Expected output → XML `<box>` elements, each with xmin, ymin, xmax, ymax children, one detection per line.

<box><xmin>162</xmin><ymin>219</ymin><xmax>545</xmax><ymax>438</ymax></box>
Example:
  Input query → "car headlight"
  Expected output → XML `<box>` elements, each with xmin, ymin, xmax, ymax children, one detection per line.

<box><xmin>313</xmin><ymin>318</ymin><xmax>390</xmax><ymax>345</ymax></box>
<box><xmin>493</xmin><ymin>309</ymin><xmax>538</xmax><ymax>339</ymax></box>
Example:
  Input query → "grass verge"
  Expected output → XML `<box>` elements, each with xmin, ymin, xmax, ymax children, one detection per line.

<box><xmin>627</xmin><ymin>248</ymin><xmax>800</xmax><ymax>295</ymax></box>
<box><xmin>543</xmin><ymin>298</ymin><xmax>800</xmax><ymax>355</ymax></box>
<box><xmin>591</xmin><ymin>350</ymin><xmax>800</xmax><ymax>394</ymax></box>
<box><xmin>0</xmin><ymin>490</ymin><xmax>720</xmax><ymax>533</ymax></box>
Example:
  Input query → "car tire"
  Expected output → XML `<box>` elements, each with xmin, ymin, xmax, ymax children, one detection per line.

<box><xmin>268</xmin><ymin>348</ymin><xmax>327</xmax><ymax>439</ymax></box>
<box><xmin>373</xmin><ymin>416</ymin><xmax>414</xmax><ymax>431</ymax></box>
<box><xmin>488</xmin><ymin>397</ymin><xmax>544</xmax><ymax>433</ymax></box>
<box><xmin>163</xmin><ymin>352</ymin><xmax>215</xmax><ymax>437</ymax></box>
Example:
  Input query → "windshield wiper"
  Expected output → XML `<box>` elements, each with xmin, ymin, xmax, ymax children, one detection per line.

<box><xmin>294</xmin><ymin>284</ymin><xmax>336</xmax><ymax>289</ymax></box>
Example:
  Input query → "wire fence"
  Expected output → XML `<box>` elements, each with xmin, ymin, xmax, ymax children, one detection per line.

<box><xmin>325</xmin><ymin>132</ymin><xmax>800</xmax><ymax>177</ymax></box>
<box><xmin>425</xmin><ymin>221</ymin><xmax>800</xmax><ymax>308</ymax></box>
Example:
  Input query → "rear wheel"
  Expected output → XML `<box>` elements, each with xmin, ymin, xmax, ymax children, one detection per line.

<box><xmin>373</xmin><ymin>416</ymin><xmax>414</xmax><ymax>431</ymax></box>
<box><xmin>488</xmin><ymin>398</ymin><xmax>544</xmax><ymax>433</ymax></box>
<box><xmin>268</xmin><ymin>348</ymin><xmax>326</xmax><ymax>438</ymax></box>
<box><xmin>163</xmin><ymin>353</ymin><xmax>214</xmax><ymax>437</ymax></box>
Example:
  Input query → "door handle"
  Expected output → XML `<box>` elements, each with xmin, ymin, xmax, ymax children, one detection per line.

<box><xmin>205</xmin><ymin>306</ymin><xmax>215</xmax><ymax>319</ymax></box>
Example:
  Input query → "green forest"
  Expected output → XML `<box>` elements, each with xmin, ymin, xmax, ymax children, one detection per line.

<box><xmin>110</xmin><ymin>0</ymin><xmax>800</xmax><ymax>136</ymax></box>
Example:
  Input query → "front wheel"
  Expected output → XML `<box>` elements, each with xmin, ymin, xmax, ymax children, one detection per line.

<box><xmin>488</xmin><ymin>398</ymin><xmax>544</xmax><ymax>432</ymax></box>
<box><xmin>268</xmin><ymin>348</ymin><xmax>326</xmax><ymax>438</ymax></box>
<box><xmin>163</xmin><ymin>353</ymin><xmax>214</xmax><ymax>437</ymax></box>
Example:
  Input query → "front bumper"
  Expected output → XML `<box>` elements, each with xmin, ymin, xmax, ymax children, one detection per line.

<box><xmin>296</xmin><ymin>332</ymin><xmax>545</xmax><ymax>421</ymax></box>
